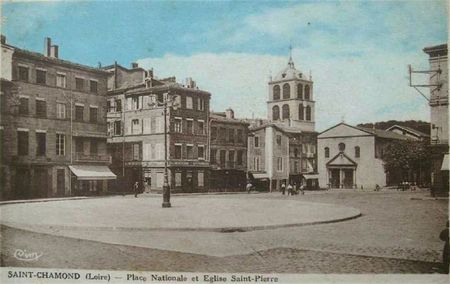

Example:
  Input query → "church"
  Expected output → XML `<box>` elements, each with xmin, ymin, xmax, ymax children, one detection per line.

<box><xmin>317</xmin><ymin>123</ymin><xmax>409</xmax><ymax>189</ymax></box>
<box><xmin>247</xmin><ymin>50</ymin><xmax>319</xmax><ymax>191</ymax></box>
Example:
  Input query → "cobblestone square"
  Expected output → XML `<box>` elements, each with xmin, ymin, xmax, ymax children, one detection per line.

<box><xmin>1</xmin><ymin>190</ymin><xmax>448</xmax><ymax>275</ymax></box>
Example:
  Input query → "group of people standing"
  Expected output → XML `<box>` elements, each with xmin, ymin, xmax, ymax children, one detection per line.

<box><xmin>281</xmin><ymin>182</ymin><xmax>305</xmax><ymax>196</ymax></box>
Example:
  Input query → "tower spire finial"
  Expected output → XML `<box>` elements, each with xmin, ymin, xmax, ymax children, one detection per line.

<box><xmin>288</xmin><ymin>43</ymin><xmax>294</xmax><ymax>68</ymax></box>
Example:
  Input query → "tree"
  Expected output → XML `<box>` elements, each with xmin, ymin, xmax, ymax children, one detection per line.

<box><xmin>382</xmin><ymin>140</ymin><xmax>431</xmax><ymax>185</ymax></box>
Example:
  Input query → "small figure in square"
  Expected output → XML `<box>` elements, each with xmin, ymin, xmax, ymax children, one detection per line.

<box><xmin>246</xmin><ymin>182</ymin><xmax>253</xmax><ymax>194</ymax></box>
<box><xmin>133</xmin><ymin>181</ymin><xmax>139</xmax><ymax>198</ymax></box>
<box><xmin>293</xmin><ymin>183</ymin><xmax>298</xmax><ymax>195</ymax></box>
<box><xmin>287</xmin><ymin>183</ymin><xmax>293</xmax><ymax>196</ymax></box>
<box><xmin>281</xmin><ymin>182</ymin><xmax>286</xmax><ymax>195</ymax></box>
<box><xmin>440</xmin><ymin>221</ymin><xmax>449</xmax><ymax>273</ymax></box>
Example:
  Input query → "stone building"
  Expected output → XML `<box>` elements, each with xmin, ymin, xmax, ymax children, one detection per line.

<box><xmin>105</xmin><ymin>63</ymin><xmax>211</xmax><ymax>193</ymax></box>
<box><xmin>0</xmin><ymin>36</ymin><xmax>115</xmax><ymax>200</ymax></box>
<box><xmin>317</xmin><ymin>123</ymin><xmax>409</xmax><ymax>189</ymax></box>
<box><xmin>209</xmin><ymin>109</ymin><xmax>249</xmax><ymax>191</ymax></box>
<box><xmin>247</xmin><ymin>52</ymin><xmax>318</xmax><ymax>191</ymax></box>
<box><xmin>423</xmin><ymin>44</ymin><xmax>449</xmax><ymax>195</ymax></box>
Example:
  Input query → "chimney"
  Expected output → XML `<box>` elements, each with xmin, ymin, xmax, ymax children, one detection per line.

<box><xmin>50</xmin><ymin>45</ymin><xmax>59</xmax><ymax>58</ymax></box>
<box><xmin>225</xmin><ymin>108</ymin><xmax>234</xmax><ymax>119</ymax></box>
<box><xmin>131</xmin><ymin>62</ymin><xmax>139</xmax><ymax>69</ymax></box>
<box><xmin>44</xmin><ymin>37</ymin><xmax>52</xmax><ymax>57</ymax></box>
<box><xmin>147</xmin><ymin>68</ymin><xmax>153</xmax><ymax>78</ymax></box>
<box><xmin>1</xmin><ymin>35</ymin><xmax>6</xmax><ymax>44</ymax></box>
<box><xmin>186</xmin><ymin>77</ymin><xmax>196</xmax><ymax>89</ymax></box>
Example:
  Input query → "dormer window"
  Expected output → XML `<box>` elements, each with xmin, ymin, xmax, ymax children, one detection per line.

<box><xmin>282</xmin><ymin>73</ymin><xmax>286</xmax><ymax>78</ymax></box>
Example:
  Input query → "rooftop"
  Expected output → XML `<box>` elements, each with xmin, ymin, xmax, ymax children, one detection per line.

<box><xmin>355</xmin><ymin>126</ymin><xmax>410</xmax><ymax>140</ymax></box>
<box><xmin>2</xmin><ymin>37</ymin><xmax>108</xmax><ymax>75</ymax></box>
<box><xmin>423</xmin><ymin>44</ymin><xmax>447</xmax><ymax>57</ymax></box>
<box><xmin>210</xmin><ymin>113</ymin><xmax>249</xmax><ymax>125</ymax></box>
<box><xmin>386</xmin><ymin>124</ymin><xmax>430</xmax><ymax>138</ymax></box>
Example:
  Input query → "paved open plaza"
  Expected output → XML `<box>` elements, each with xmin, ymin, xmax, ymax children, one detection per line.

<box><xmin>1</xmin><ymin>189</ymin><xmax>448</xmax><ymax>274</ymax></box>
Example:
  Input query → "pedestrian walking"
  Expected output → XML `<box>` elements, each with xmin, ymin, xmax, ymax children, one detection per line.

<box><xmin>287</xmin><ymin>183</ymin><xmax>293</xmax><ymax>196</ymax></box>
<box><xmin>246</xmin><ymin>182</ymin><xmax>253</xmax><ymax>194</ymax></box>
<box><xmin>300</xmin><ymin>183</ymin><xmax>305</xmax><ymax>195</ymax></box>
<box><xmin>133</xmin><ymin>181</ymin><xmax>139</xmax><ymax>198</ymax></box>
<box><xmin>281</xmin><ymin>182</ymin><xmax>286</xmax><ymax>195</ymax></box>
<box><xmin>440</xmin><ymin>221</ymin><xmax>449</xmax><ymax>273</ymax></box>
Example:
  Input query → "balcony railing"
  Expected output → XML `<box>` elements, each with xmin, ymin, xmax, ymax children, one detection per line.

<box><xmin>75</xmin><ymin>153</ymin><xmax>111</xmax><ymax>163</ymax></box>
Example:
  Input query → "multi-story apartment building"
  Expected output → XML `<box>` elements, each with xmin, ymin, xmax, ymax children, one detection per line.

<box><xmin>423</xmin><ymin>44</ymin><xmax>449</xmax><ymax>195</ymax></box>
<box><xmin>0</xmin><ymin>36</ymin><xmax>114</xmax><ymax>200</ymax></box>
<box><xmin>105</xmin><ymin>63</ymin><xmax>211</xmax><ymax>193</ymax></box>
<box><xmin>209</xmin><ymin>109</ymin><xmax>249</xmax><ymax>191</ymax></box>
<box><xmin>247</xmin><ymin>53</ymin><xmax>318</xmax><ymax>191</ymax></box>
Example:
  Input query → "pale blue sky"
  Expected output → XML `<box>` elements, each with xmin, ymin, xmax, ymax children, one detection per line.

<box><xmin>2</xmin><ymin>1</ymin><xmax>448</xmax><ymax>131</ymax></box>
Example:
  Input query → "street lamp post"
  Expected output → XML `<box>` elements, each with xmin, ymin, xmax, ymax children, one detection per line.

<box><xmin>149</xmin><ymin>92</ymin><xmax>178</xmax><ymax>208</ymax></box>
<box><xmin>162</xmin><ymin>101</ymin><xmax>171</xmax><ymax>208</ymax></box>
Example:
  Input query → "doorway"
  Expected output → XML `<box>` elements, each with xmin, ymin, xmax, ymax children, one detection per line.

<box><xmin>56</xmin><ymin>169</ymin><xmax>65</xmax><ymax>196</ymax></box>
<box><xmin>330</xmin><ymin>169</ymin><xmax>340</xmax><ymax>188</ymax></box>
<box><xmin>34</xmin><ymin>168</ymin><xmax>48</xmax><ymax>198</ymax></box>
<box><xmin>343</xmin><ymin>169</ymin><xmax>354</xmax><ymax>188</ymax></box>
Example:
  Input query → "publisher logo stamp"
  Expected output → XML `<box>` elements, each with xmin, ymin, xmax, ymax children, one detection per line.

<box><xmin>13</xmin><ymin>249</ymin><xmax>43</xmax><ymax>262</ymax></box>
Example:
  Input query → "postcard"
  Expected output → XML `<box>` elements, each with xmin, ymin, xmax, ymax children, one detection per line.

<box><xmin>0</xmin><ymin>1</ymin><xmax>448</xmax><ymax>283</ymax></box>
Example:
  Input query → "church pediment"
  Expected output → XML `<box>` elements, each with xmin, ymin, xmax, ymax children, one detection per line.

<box><xmin>327</xmin><ymin>152</ymin><xmax>357</xmax><ymax>167</ymax></box>
<box><xmin>319</xmin><ymin>123</ymin><xmax>373</xmax><ymax>138</ymax></box>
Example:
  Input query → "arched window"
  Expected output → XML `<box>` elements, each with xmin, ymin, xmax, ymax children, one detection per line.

<box><xmin>338</xmin><ymin>143</ymin><xmax>346</xmax><ymax>152</ymax></box>
<box><xmin>282</xmin><ymin>83</ymin><xmax>290</xmax><ymax>99</ymax></box>
<box><xmin>297</xmin><ymin>84</ymin><xmax>303</xmax><ymax>99</ymax></box>
<box><xmin>355</xmin><ymin>146</ymin><xmax>360</xmax><ymax>158</ymax></box>
<box><xmin>324</xmin><ymin>147</ymin><xmax>329</xmax><ymax>158</ymax></box>
<box><xmin>273</xmin><ymin>85</ymin><xmax>280</xmax><ymax>100</ymax></box>
<box><xmin>272</xmin><ymin>105</ymin><xmax>280</xmax><ymax>121</ymax></box>
<box><xmin>298</xmin><ymin>104</ymin><xmax>304</xmax><ymax>120</ymax></box>
<box><xmin>282</xmin><ymin>104</ymin><xmax>290</xmax><ymax>120</ymax></box>
<box><xmin>305</xmin><ymin>85</ymin><xmax>310</xmax><ymax>100</ymax></box>
<box><xmin>305</xmin><ymin>105</ymin><xmax>311</xmax><ymax>121</ymax></box>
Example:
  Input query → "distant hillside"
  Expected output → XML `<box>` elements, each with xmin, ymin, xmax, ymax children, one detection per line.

<box><xmin>357</xmin><ymin>120</ymin><xmax>430</xmax><ymax>135</ymax></box>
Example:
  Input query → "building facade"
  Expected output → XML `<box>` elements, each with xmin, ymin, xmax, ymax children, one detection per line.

<box><xmin>247</xmin><ymin>53</ymin><xmax>318</xmax><ymax>191</ymax></box>
<box><xmin>105</xmin><ymin>64</ymin><xmax>211</xmax><ymax>193</ymax></box>
<box><xmin>317</xmin><ymin>123</ymin><xmax>409</xmax><ymax>189</ymax></box>
<box><xmin>209</xmin><ymin>109</ymin><xmax>249</xmax><ymax>191</ymax></box>
<box><xmin>0</xmin><ymin>36</ymin><xmax>114</xmax><ymax>200</ymax></box>
<box><xmin>423</xmin><ymin>44</ymin><xmax>449</xmax><ymax>195</ymax></box>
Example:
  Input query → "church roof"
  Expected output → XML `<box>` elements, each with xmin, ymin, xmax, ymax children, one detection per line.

<box><xmin>272</xmin><ymin>47</ymin><xmax>307</xmax><ymax>82</ymax></box>
<box><xmin>273</xmin><ymin>57</ymin><xmax>304</xmax><ymax>81</ymax></box>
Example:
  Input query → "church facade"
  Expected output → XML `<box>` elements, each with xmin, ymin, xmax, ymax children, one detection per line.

<box><xmin>317</xmin><ymin>123</ymin><xmax>409</xmax><ymax>189</ymax></box>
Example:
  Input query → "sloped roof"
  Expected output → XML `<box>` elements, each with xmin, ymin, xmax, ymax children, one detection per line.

<box><xmin>356</xmin><ymin>126</ymin><xmax>410</xmax><ymax>140</ymax></box>
<box><xmin>319</xmin><ymin>122</ymin><xmax>409</xmax><ymax>141</ymax></box>
<box><xmin>386</xmin><ymin>124</ymin><xmax>430</xmax><ymax>138</ymax></box>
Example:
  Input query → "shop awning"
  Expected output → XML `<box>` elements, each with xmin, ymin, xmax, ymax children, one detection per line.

<box><xmin>442</xmin><ymin>154</ymin><xmax>449</xmax><ymax>171</ymax></box>
<box><xmin>252</xmin><ymin>173</ymin><xmax>269</xmax><ymax>179</ymax></box>
<box><xmin>69</xmin><ymin>165</ymin><xmax>117</xmax><ymax>180</ymax></box>
<box><xmin>302</xmin><ymin>174</ymin><xmax>319</xmax><ymax>179</ymax></box>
